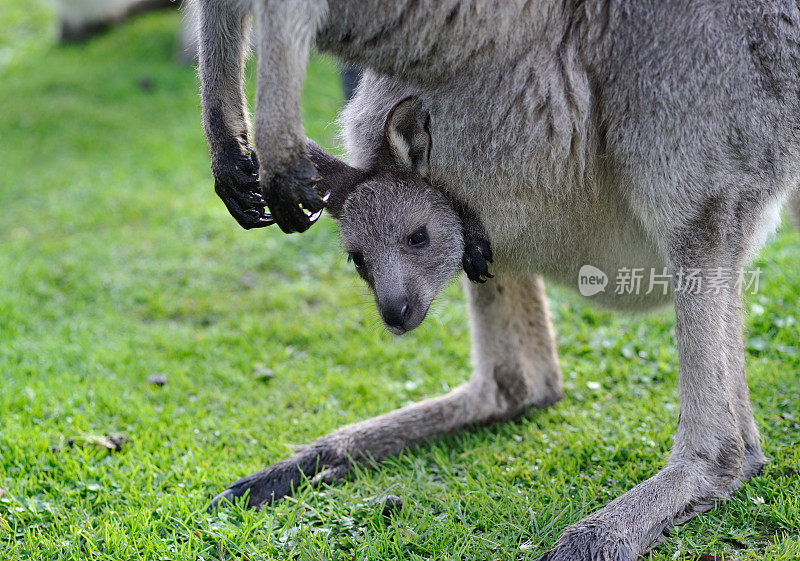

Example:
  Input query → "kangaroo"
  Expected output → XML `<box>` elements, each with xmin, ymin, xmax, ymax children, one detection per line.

<box><xmin>195</xmin><ymin>1</ymin><xmax>800</xmax><ymax>559</ymax></box>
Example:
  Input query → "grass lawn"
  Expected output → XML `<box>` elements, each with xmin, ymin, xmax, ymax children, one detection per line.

<box><xmin>1</xmin><ymin>4</ymin><xmax>799</xmax><ymax>560</ymax></box>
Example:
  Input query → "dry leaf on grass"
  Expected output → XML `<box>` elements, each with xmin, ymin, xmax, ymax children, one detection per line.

<box><xmin>51</xmin><ymin>434</ymin><xmax>131</xmax><ymax>452</ymax></box>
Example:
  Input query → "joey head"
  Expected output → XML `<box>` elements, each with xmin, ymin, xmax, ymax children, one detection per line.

<box><xmin>339</xmin><ymin>176</ymin><xmax>465</xmax><ymax>334</ymax></box>
<box><xmin>308</xmin><ymin>97</ymin><xmax>492</xmax><ymax>334</ymax></box>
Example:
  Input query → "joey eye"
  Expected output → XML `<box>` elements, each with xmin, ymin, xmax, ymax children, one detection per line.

<box><xmin>407</xmin><ymin>227</ymin><xmax>428</xmax><ymax>247</ymax></box>
<box><xmin>348</xmin><ymin>252</ymin><xmax>365</xmax><ymax>269</ymax></box>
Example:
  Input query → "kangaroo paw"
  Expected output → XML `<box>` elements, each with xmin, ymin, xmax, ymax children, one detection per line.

<box><xmin>208</xmin><ymin>444</ymin><xmax>350</xmax><ymax>510</ymax></box>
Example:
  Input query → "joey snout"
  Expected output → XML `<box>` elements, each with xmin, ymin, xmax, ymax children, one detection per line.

<box><xmin>375</xmin><ymin>290</ymin><xmax>428</xmax><ymax>334</ymax></box>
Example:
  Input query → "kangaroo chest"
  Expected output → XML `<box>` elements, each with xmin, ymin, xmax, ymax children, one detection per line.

<box><xmin>421</xmin><ymin>85</ymin><xmax>670</xmax><ymax>311</ymax></box>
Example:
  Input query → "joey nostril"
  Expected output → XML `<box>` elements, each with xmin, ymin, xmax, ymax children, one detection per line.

<box><xmin>383</xmin><ymin>299</ymin><xmax>412</xmax><ymax>330</ymax></box>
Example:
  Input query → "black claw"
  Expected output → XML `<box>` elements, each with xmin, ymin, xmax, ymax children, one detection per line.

<box><xmin>211</xmin><ymin>144</ymin><xmax>328</xmax><ymax>232</ymax></box>
<box><xmin>463</xmin><ymin>240</ymin><xmax>494</xmax><ymax>283</ymax></box>
<box><xmin>267</xmin><ymin>188</ymin><xmax>314</xmax><ymax>233</ymax></box>
<box><xmin>457</xmin><ymin>203</ymin><xmax>493</xmax><ymax>283</ymax></box>
<box><xmin>481</xmin><ymin>241</ymin><xmax>494</xmax><ymax>263</ymax></box>
<box><xmin>298</xmin><ymin>181</ymin><xmax>326</xmax><ymax>213</ymax></box>
<box><xmin>242</xmin><ymin>208</ymin><xmax>276</xmax><ymax>228</ymax></box>
<box><xmin>213</xmin><ymin>147</ymin><xmax>275</xmax><ymax>230</ymax></box>
<box><xmin>240</xmin><ymin>182</ymin><xmax>266</xmax><ymax>207</ymax></box>
<box><xmin>264</xmin><ymin>153</ymin><xmax>326</xmax><ymax>233</ymax></box>
<box><xmin>452</xmin><ymin>196</ymin><xmax>493</xmax><ymax>281</ymax></box>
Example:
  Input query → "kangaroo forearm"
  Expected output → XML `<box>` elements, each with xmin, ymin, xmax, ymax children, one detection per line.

<box><xmin>198</xmin><ymin>0</ymin><xmax>252</xmax><ymax>156</ymax></box>
<box><xmin>252</xmin><ymin>0</ymin><xmax>326</xmax><ymax>176</ymax></box>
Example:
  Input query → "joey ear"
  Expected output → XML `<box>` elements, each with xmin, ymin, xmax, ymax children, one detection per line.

<box><xmin>306</xmin><ymin>139</ymin><xmax>367</xmax><ymax>219</ymax></box>
<box><xmin>381</xmin><ymin>97</ymin><xmax>432</xmax><ymax>179</ymax></box>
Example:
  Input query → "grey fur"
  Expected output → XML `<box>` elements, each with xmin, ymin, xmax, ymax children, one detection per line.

<box><xmin>197</xmin><ymin>1</ymin><xmax>800</xmax><ymax>559</ymax></box>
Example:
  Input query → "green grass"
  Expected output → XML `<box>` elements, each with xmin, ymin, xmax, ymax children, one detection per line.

<box><xmin>1</xmin><ymin>4</ymin><xmax>799</xmax><ymax>560</ymax></box>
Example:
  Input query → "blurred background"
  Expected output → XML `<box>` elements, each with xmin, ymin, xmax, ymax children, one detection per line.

<box><xmin>1</xmin><ymin>2</ymin><xmax>798</xmax><ymax>559</ymax></box>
